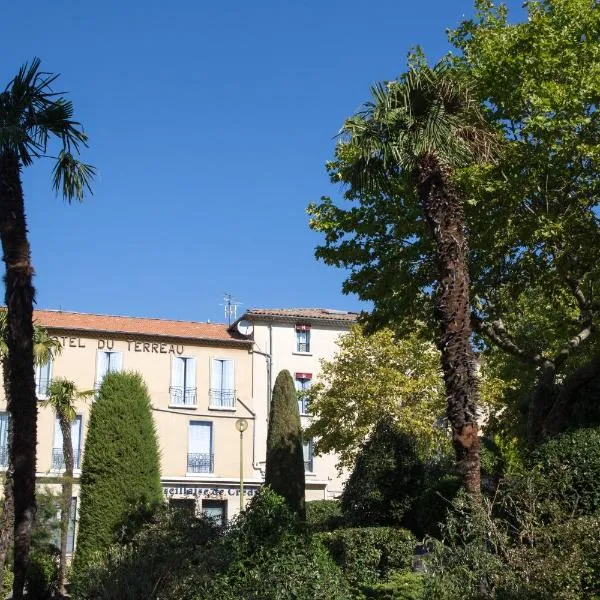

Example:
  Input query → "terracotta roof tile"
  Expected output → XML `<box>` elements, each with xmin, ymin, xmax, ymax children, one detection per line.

<box><xmin>33</xmin><ymin>310</ymin><xmax>250</xmax><ymax>344</ymax></box>
<box><xmin>243</xmin><ymin>308</ymin><xmax>359</xmax><ymax>323</ymax></box>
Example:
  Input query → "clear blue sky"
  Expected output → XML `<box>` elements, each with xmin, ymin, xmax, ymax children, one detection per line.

<box><xmin>2</xmin><ymin>0</ymin><xmax>525</xmax><ymax>324</ymax></box>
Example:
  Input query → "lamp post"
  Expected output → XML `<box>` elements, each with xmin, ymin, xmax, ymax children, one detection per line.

<box><xmin>235</xmin><ymin>418</ymin><xmax>248</xmax><ymax>513</ymax></box>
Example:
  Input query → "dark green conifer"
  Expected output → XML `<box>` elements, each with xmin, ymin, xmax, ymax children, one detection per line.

<box><xmin>265</xmin><ymin>370</ymin><xmax>305</xmax><ymax>517</ymax></box>
<box><xmin>73</xmin><ymin>371</ymin><xmax>162</xmax><ymax>573</ymax></box>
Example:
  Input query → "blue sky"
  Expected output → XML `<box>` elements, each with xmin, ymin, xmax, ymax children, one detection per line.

<box><xmin>2</xmin><ymin>0</ymin><xmax>525</xmax><ymax>324</ymax></box>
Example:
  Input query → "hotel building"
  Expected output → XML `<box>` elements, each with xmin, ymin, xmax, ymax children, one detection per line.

<box><xmin>0</xmin><ymin>307</ymin><xmax>357</xmax><ymax>553</ymax></box>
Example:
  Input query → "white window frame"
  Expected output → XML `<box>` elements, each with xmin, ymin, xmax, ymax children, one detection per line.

<box><xmin>187</xmin><ymin>420</ymin><xmax>214</xmax><ymax>474</ymax></box>
<box><xmin>209</xmin><ymin>357</ymin><xmax>236</xmax><ymax>409</ymax></box>
<box><xmin>303</xmin><ymin>438</ymin><xmax>314</xmax><ymax>473</ymax></box>
<box><xmin>295</xmin><ymin>329</ymin><xmax>311</xmax><ymax>353</ymax></box>
<box><xmin>52</xmin><ymin>415</ymin><xmax>83</xmax><ymax>471</ymax></box>
<box><xmin>35</xmin><ymin>359</ymin><xmax>53</xmax><ymax>399</ymax></box>
<box><xmin>295</xmin><ymin>376</ymin><xmax>312</xmax><ymax>415</ymax></box>
<box><xmin>170</xmin><ymin>355</ymin><xmax>197</xmax><ymax>407</ymax></box>
<box><xmin>95</xmin><ymin>350</ymin><xmax>123</xmax><ymax>389</ymax></box>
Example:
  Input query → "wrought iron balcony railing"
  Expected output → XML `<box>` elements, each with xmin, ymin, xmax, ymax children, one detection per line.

<box><xmin>304</xmin><ymin>458</ymin><xmax>314</xmax><ymax>472</ymax></box>
<box><xmin>52</xmin><ymin>448</ymin><xmax>81</xmax><ymax>471</ymax></box>
<box><xmin>296</xmin><ymin>342</ymin><xmax>310</xmax><ymax>353</ymax></box>
<box><xmin>187</xmin><ymin>453</ymin><xmax>214</xmax><ymax>474</ymax></box>
<box><xmin>169</xmin><ymin>386</ymin><xmax>197</xmax><ymax>406</ymax></box>
<box><xmin>209</xmin><ymin>389</ymin><xmax>236</xmax><ymax>408</ymax></box>
<box><xmin>0</xmin><ymin>447</ymin><xmax>8</xmax><ymax>468</ymax></box>
<box><xmin>298</xmin><ymin>397</ymin><xmax>310</xmax><ymax>415</ymax></box>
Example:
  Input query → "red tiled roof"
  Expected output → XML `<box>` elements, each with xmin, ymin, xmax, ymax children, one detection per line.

<box><xmin>242</xmin><ymin>308</ymin><xmax>359</xmax><ymax>323</ymax></box>
<box><xmin>33</xmin><ymin>310</ymin><xmax>250</xmax><ymax>344</ymax></box>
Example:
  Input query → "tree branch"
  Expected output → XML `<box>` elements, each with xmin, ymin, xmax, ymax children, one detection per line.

<box><xmin>471</xmin><ymin>313</ymin><xmax>542</xmax><ymax>366</ymax></box>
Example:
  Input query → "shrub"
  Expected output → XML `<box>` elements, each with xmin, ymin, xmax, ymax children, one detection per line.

<box><xmin>530</xmin><ymin>426</ymin><xmax>600</xmax><ymax>515</ymax></box>
<box><xmin>317</xmin><ymin>527</ymin><xmax>417</xmax><ymax>589</ymax></box>
<box><xmin>265</xmin><ymin>370</ymin><xmax>305</xmax><ymax>517</ymax></box>
<box><xmin>306</xmin><ymin>500</ymin><xmax>344</xmax><ymax>532</ymax></box>
<box><xmin>341</xmin><ymin>421</ymin><xmax>427</xmax><ymax>528</ymax></box>
<box><xmin>70</xmin><ymin>506</ymin><xmax>219</xmax><ymax>600</ymax></box>
<box><xmin>25</xmin><ymin>549</ymin><xmax>59</xmax><ymax>600</ymax></box>
<box><xmin>361</xmin><ymin>572</ymin><xmax>425</xmax><ymax>600</ymax></box>
<box><xmin>73</xmin><ymin>372</ymin><xmax>162</xmax><ymax>575</ymax></box>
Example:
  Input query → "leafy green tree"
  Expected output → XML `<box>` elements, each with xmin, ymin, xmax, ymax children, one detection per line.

<box><xmin>305</xmin><ymin>325</ymin><xmax>445</xmax><ymax>470</ymax></box>
<box><xmin>450</xmin><ymin>0</ymin><xmax>600</xmax><ymax>445</ymax></box>
<box><xmin>40</xmin><ymin>378</ymin><xmax>92</xmax><ymax>595</ymax></box>
<box><xmin>309</xmin><ymin>1</ymin><xmax>600</xmax><ymax>449</ymax></box>
<box><xmin>0</xmin><ymin>312</ymin><xmax>61</xmax><ymax>589</ymax></box>
<box><xmin>310</xmin><ymin>60</ymin><xmax>496</xmax><ymax>494</ymax></box>
<box><xmin>0</xmin><ymin>58</ymin><xmax>94</xmax><ymax>598</ymax></box>
<box><xmin>73</xmin><ymin>372</ymin><xmax>162</xmax><ymax>575</ymax></box>
<box><xmin>265</xmin><ymin>370</ymin><xmax>305</xmax><ymax>517</ymax></box>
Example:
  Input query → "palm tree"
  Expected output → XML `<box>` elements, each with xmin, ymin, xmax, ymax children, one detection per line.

<box><xmin>0</xmin><ymin>59</ymin><xmax>94</xmax><ymax>598</ymax></box>
<box><xmin>40</xmin><ymin>378</ymin><xmax>92</xmax><ymax>595</ymax></box>
<box><xmin>336</xmin><ymin>60</ymin><xmax>495</xmax><ymax>496</ymax></box>
<box><xmin>0</xmin><ymin>312</ymin><xmax>61</xmax><ymax>588</ymax></box>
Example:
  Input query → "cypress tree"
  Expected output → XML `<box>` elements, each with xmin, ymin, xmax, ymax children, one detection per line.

<box><xmin>73</xmin><ymin>371</ymin><xmax>162</xmax><ymax>573</ymax></box>
<box><xmin>265</xmin><ymin>370</ymin><xmax>305</xmax><ymax>517</ymax></box>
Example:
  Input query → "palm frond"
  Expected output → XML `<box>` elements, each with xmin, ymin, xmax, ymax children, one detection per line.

<box><xmin>52</xmin><ymin>151</ymin><xmax>96</xmax><ymax>202</ymax></box>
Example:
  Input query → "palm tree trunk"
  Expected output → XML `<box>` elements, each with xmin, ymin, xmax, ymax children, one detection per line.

<box><xmin>59</xmin><ymin>416</ymin><xmax>73</xmax><ymax>596</ymax></box>
<box><xmin>0</xmin><ymin>150</ymin><xmax>38</xmax><ymax>600</ymax></box>
<box><xmin>0</xmin><ymin>360</ymin><xmax>15</xmax><ymax>586</ymax></box>
<box><xmin>416</xmin><ymin>153</ymin><xmax>481</xmax><ymax>496</ymax></box>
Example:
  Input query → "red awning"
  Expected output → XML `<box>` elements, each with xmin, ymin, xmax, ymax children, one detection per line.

<box><xmin>295</xmin><ymin>323</ymin><xmax>311</xmax><ymax>332</ymax></box>
<box><xmin>295</xmin><ymin>372</ymin><xmax>312</xmax><ymax>380</ymax></box>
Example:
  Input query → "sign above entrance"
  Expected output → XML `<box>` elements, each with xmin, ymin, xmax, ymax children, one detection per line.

<box><xmin>162</xmin><ymin>485</ymin><xmax>260</xmax><ymax>499</ymax></box>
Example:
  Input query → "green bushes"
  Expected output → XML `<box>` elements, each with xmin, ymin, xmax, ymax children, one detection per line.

<box><xmin>265</xmin><ymin>370</ymin><xmax>305</xmax><ymax>517</ymax></box>
<box><xmin>531</xmin><ymin>426</ymin><xmax>600</xmax><ymax>515</ymax></box>
<box><xmin>306</xmin><ymin>500</ymin><xmax>344</xmax><ymax>532</ymax></box>
<box><xmin>317</xmin><ymin>527</ymin><xmax>416</xmax><ymax>589</ymax></box>
<box><xmin>73</xmin><ymin>372</ymin><xmax>162</xmax><ymax>575</ymax></box>
<box><xmin>24</xmin><ymin>550</ymin><xmax>59</xmax><ymax>600</ymax></box>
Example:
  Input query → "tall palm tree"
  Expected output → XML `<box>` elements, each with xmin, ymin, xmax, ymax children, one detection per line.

<box><xmin>336</xmin><ymin>61</ymin><xmax>495</xmax><ymax>496</ymax></box>
<box><xmin>40</xmin><ymin>378</ymin><xmax>92</xmax><ymax>595</ymax></box>
<box><xmin>0</xmin><ymin>312</ymin><xmax>61</xmax><ymax>588</ymax></box>
<box><xmin>0</xmin><ymin>59</ymin><xmax>94</xmax><ymax>598</ymax></box>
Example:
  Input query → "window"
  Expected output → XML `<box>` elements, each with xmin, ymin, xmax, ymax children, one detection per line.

<box><xmin>202</xmin><ymin>500</ymin><xmax>227</xmax><ymax>527</ymax></box>
<box><xmin>210</xmin><ymin>358</ymin><xmax>235</xmax><ymax>408</ymax></box>
<box><xmin>0</xmin><ymin>413</ymin><xmax>9</xmax><ymax>468</ymax></box>
<box><xmin>187</xmin><ymin>421</ymin><xmax>213</xmax><ymax>473</ymax></box>
<box><xmin>66</xmin><ymin>498</ymin><xmax>77</xmax><ymax>554</ymax></box>
<box><xmin>35</xmin><ymin>359</ymin><xmax>52</xmax><ymax>398</ymax></box>
<box><xmin>295</xmin><ymin>324</ymin><xmax>311</xmax><ymax>353</ymax></box>
<box><xmin>295</xmin><ymin>372</ymin><xmax>312</xmax><ymax>415</ymax></box>
<box><xmin>95</xmin><ymin>350</ymin><xmax>122</xmax><ymax>388</ymax></box>
<box><xmin>303</xmin><ymin>439</ymin><xmax>314</xmax><ymax>472</ymax></box>
<box><xmin>52</xmin><ymin>415</ymin><xmax>82</xmax><ymax>470</ymax></box>
<box><xmin>170</xmin><ymin>356</ymin><xmax>197</xmax><ymax>406</ymax></box>
<box><xmin>169</xmin><ymin>498</ymin><xmax>196</xmax><ymax>516</ymax></box>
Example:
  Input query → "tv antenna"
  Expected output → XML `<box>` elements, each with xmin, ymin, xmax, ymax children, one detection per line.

<box><xmin>221</xmin><ymin>293</ymin><xmax>241</xmax><ymax>325</ymax></box>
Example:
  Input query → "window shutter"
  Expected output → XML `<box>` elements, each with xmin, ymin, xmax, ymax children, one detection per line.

<box><xmin>111</xmin><ymin>351</ymin><xmax>123</xmax><ymax>373</ymax></box>
<box><xmin>188</xmin><ymin>422</ymin><xmax>212</xmax><ymax>455</ymax></box>
<box><xmin>223</xmin><ymin>360</ymin><xmax>234</xmax><ymax>392</ymax></box>
<box><xmin>54</xmin><ymin>418</ymin><xmax>63</xmax><ymax>449</ymax></box>
<box><xmin>186</xmin><ymin>358</ymin><xmax>196</xmax><ymax>389</ymax></box>
<box><xmin>211</xmin><ymin>359</ymin><xmax>223</xmax><ymax>392</ymax></box>
<box><xmin>96</xmin><ymin>351</ymin><xmax>109</xmax><ymax>384</ymax></box>
<box><xmin>72</xmin><ymin>416</ymin><xmax>82</xmax><ymax>453</ymax></box>
<box><xmin>171</xmin><ymin>356</ymin><xmax>184</xmax><ymax>387</ymax></box>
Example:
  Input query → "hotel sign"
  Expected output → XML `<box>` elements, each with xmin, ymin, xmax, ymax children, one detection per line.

<box><xmin>162</xmin><ymin>485</ymin><xmax>260</xmax><ymax>499</ymax></box>
<box><xmin>53</xmin><ymin>336</ymin><xmax>185</xmax><ymax>355</ymax></box>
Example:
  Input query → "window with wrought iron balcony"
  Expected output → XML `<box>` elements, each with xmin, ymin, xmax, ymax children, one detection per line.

<box><xmin>52</xmin><ymin>448</ymin><xmax>81</xmax><ymax>471</ymax></box>
<box><xmin>0</xmin><ymin>446</ymin><xmax>8</xmax><ymax>469</ymax></box>
<box><xmin>209</xmin><ymin>358</ymin><xmax>235</xmax><ymax>409</ymax></box>
<box><xmin>169</xmin><ymin>386</ymin><xmax>197</xmax><ymax>407</ymax></box>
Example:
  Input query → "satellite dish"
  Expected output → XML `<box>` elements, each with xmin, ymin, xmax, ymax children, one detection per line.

<box><xmin>236</xmin><ymin>319</ymin><xmax>254</xmax><ymax>337</ymax></box>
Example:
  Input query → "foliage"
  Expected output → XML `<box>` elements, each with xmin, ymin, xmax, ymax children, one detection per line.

<box><xmin>73</xmin><ymin>372</ymin><xmax>162</xmax><ymax>575</ymax></box>
<box><xmin>306</xmin><ymin>326</ymin><xmax>446</xmax><ymax>470</ymax></box>
<box><xmin>341</xmin><ymin>420</ymin><xmax>428</xmax><ymax>528</ymax></box>
<box><xmin>317</xmin><ymin>527</ymin><xmax>416</xmax><ymax>590</ymax></box>
<box><xmin>73</xmin><ymin>488</ymin><xmax>351</xmax><ymax>600</ymax></box>
<box><xmin>265</xmin><ymin>370</ymin><xmax>305</xmax><ymax>516</ymax></box>
<box><xmin>24</xmin><ymin>550</ymin><xmax>59</xmax><ymax>600</ymax></box>
<box><xmin>361</xmin><ymin>572</ymin><xmax>424</xmax><ymax>600</ymax></box>
<box><xmin>306</xmin><ymin>500</ymin><xmax>344</xmax><ymax>533</ymax></box>
<box><xmin>70</xmin><ymin>506</ymin><xmax>219</xmax><ymax>600</ymax></box>
<box><xmin>529</xmin><ymin>426</ymin><xmax>600</xmax><ymax>516</ymax></box>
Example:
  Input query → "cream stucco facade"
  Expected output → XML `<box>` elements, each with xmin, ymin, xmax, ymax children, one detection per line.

<box><xmin>0</xmin><ymin>307</ymin><xmax>357</xmax><ymax>553</ymax></box>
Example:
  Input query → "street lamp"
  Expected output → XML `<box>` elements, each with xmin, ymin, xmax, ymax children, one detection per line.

<box><xmin>235</xmin><ymin>418</ymin><xmax>248</xmax><ymax>512</ymax></box>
